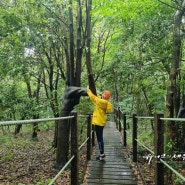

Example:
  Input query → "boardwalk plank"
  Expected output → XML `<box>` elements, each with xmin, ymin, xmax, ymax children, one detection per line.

<box><xmin>83</xmin><ymin>121</ymin><xmax>137</xmax><ymax>185</ymax></box>
<box><xmin>89</xmin><ymin>161</ymin><xmax>130</xmax><ymax>169</ymax></box>
<box><xmin>86</xmin><ymin>179</ymin><xmax>137</xmax><ymax>185</ymax></box>
<box><xmin>87</xmin><ymin>174</ymin><xmax>136</xmax><ymax>180</ymax></box>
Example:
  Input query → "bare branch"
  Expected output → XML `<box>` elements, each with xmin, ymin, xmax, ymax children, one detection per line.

<box><xmin>158</xmin><ymin>0</ymin><xmax>179</xmax><ymax>10</ymax></box>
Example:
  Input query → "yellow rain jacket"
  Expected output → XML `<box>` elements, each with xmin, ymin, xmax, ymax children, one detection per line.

<box><xmin>87</xmin><ymin>89</ymin><xmax>113</xmax><ymax>126</ymax></box>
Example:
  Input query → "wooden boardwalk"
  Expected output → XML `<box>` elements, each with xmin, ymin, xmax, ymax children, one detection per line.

<box><xmin>83</xmin><ymin>121</ymin><xmax>137</xmax><ymax>185</ymax></box>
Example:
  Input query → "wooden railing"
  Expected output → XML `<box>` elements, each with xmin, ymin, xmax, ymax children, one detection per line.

<box><xmin>114</xmin><ymin>107</ymin><xmax>185</xmax><ymax>185</ymax></box>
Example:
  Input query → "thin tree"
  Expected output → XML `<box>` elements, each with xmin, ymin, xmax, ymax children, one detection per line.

<box><xmin>166</xmin><ymin>0</ymin><xmax>185</xmax><ymax>146</ymax></box>
<box><xmin>85</xmin><ymin>0</ymin><xmax>96</xmax><ymax>94</ymax></box>
<box><xmin>55</xmin><ymin>0</ymin><xmax>90</xmax><ymax>168</ymax></box>
<box><xmin>165</xmin><ymin>1</ymin><xmax>185</xmax><ymax>183</ymax></box>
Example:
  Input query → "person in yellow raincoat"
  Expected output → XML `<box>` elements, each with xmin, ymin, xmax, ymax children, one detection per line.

<box><xmin>87</xmin><ymin>87</ymin><xmax>112</xmax><ymax>160</ymax></box>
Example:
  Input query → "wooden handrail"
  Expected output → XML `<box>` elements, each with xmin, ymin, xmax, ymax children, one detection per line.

<box><xmin>114</xmin><ymin>107</ymin><xmax>185</xmax><ymax>185</ymax></box>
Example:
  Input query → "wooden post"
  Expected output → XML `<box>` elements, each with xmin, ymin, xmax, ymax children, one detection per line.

<box><xmin>154</xmin><ymin>113</ymin><xmax>164</xmax><ymax>185</ymax></box>
<box><xmin>114</xmin><ymin>108</ymin><xmax>117</xmax><ymax>129</ymax></box>
<box><xmin>92</xmin><ymin>124</ymin><xmax>95</xmax><ymax>147</ymax></box>
<box><xmin>123</xmin><ymin>113</ymin><xmax>127</xmax><ymax>147</ymax></box>
<box><xmin>114</xmin><ymin>108</ymin><xmax>116</xmax><ymax>126</ymax></box>
<box><xmin>71</xmin><ymin>111</ymin><xmax>79</xmax><ymax>185</ymax></box>
<box><xmin>132</xmin><ymin>114</ymin><xmax>137</xmax><ymax>162</ymax></box>
<box><xmin>87</xmin><ymin>114</ymin><xmax>91</xmax><ymax>160</ymax></box>
<box><xmin>118</xmin><ymin>107</ymin><xmax>121</xmax><ymax>132</ymax></box>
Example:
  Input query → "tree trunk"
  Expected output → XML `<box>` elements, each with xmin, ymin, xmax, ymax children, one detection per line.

<box><xmin>55</xmin><ymin>86</ymin><xmax>87</xmax><ymax>169</ymax></box>
<box><xmin>76</xmin><ymin>0</ymin><xmax>83</xmax><ymax>87</ymax></box>
<box><xmin>85</xmin><ymin>0</ymin><xmax>96</xmax><ymax>94</ymax></box>
<box><xmin>55</xmin><ymin>0</ymin><xmax>87</xmax><ymax>169</ymax></box>
<box><xmin>55</xmin><ymin>0</ymin><xmax>76</xmax><ymax>169</ymax></box>
<box><xmin>165</xmin><ymin>1</ymin><xmax>185</xmax><ymax>183</ymax></box>
<box><xmin>31</xmin><ymin>74</ymin><xmax>41</xmax><ymax>140</ymax></box>
<box><xmin>68</xmin><ymin>0</ymin><xmax>75</xmax><ymax>86</ymax></box>
<box><xmin>166</xmin><ymin>0</ymin><xmax>185</xmax><ymax>145</ymax></box>
<box><xmin>176</xmin><ymin>94</ymin><xmax>185</xmax><ymax>151</ymax></box>
<box><xmin>32</xmin><ymin>120</ymin><xmax>39</xmax><ymax>140</ymax></box>
<box><xmin>15</xmin><ymin>124</ymin><xmax>22</xmax><ymax>135</ymax></box>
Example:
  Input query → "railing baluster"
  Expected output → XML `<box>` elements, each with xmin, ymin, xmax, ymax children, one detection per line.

<box><xmin>87</xmin><ymin>113</ymin><xmax>91</xmax><ymax>160</ymax></box>
<box><xmin>132</xmin><ymin>114</ymin><xmax>137</xmax><ymax>162</ymax></box>
<box><xmin>118</xmin><ymin>107</ymin><xmax>121</xmax><ymax>132</ymax></box>
<box><xmin>154</xmin><ymin>113</ymin><xmax>164</xmax><ymax>185</ymax></box>
<box><xmin>92</xmin><ymin>124</ymin><xmax>95</xmax><ymax>147</ymax></box>
<box><xmin>71</xmin><ymin>111</ymin><xmax>79</xmax><ymax>185</ymax></box>
<box><xmin>123</xmin><ymin>113</ymin><xmax>127</xmax><ymax>147</ymax></box>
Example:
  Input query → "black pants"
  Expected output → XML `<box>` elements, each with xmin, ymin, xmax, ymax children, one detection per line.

<box><xmin>95</xmin><ymin>125</ymin><xmax>104</xmax><ymax>154</ymax></box>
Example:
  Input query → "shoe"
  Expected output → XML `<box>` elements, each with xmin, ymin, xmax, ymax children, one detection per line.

<box><xmin>96</xmin><ymin>154</ymin><xmax>105</xmax><ymax>161</ymax></box>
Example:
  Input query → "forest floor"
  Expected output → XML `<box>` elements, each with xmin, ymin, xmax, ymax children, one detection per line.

<box><xmin>0</xmin><ymin>127</ymin><xmax>87</xmax><ymax>185</ymax></box>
